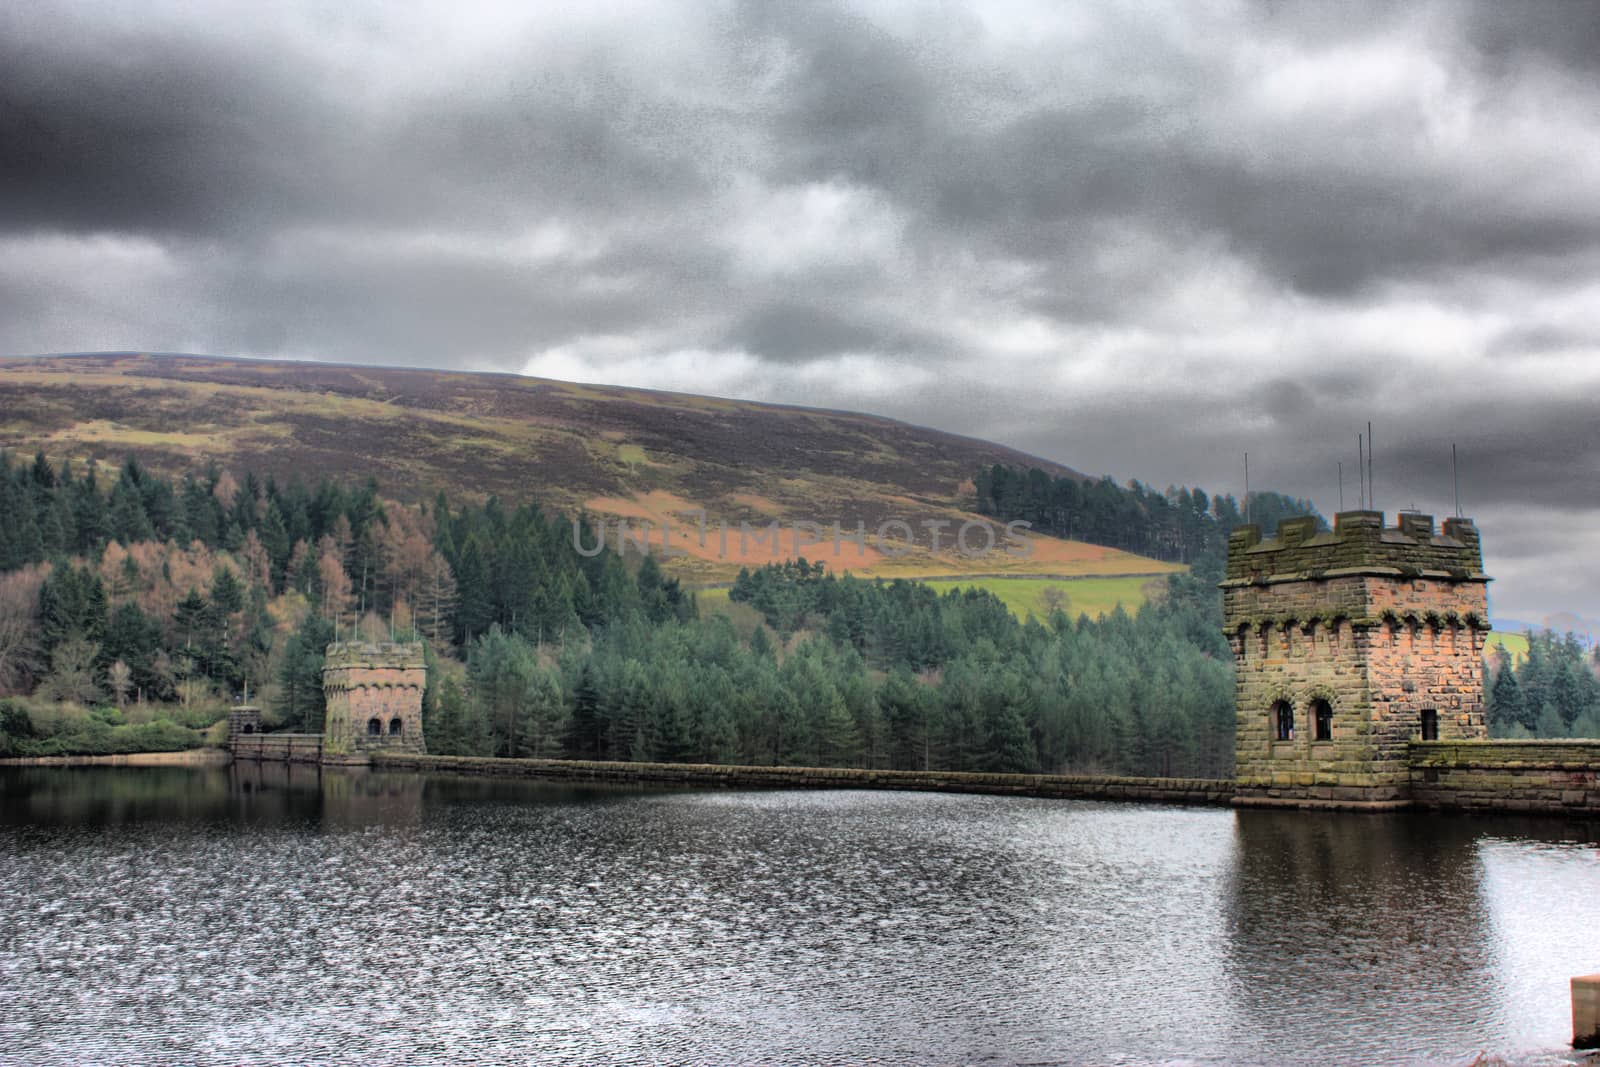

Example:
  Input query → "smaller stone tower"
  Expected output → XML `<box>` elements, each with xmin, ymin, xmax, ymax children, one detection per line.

<box><xmin>1223</xmin><ymin>511</ymin><xmax>1490</xmax><ymax>808</ymax></box>
<box><xmin>227</xmin><ymin>703</ymin><xmax>262</xmax><ymax>741</ymax></box>
<box><xmin>321</xmin><ymin>641</ymin><xmax>428</xmax><ymax>763</ymax></box>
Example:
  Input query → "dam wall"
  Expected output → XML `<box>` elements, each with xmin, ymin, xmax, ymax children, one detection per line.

<box><xmin>1409</xmin><ymin>740</ymin><xmax>1600</xmax><ymax>813</ymax></box>
<box><xmin>230</xmin><ymin>733</ymin><xmax>324</xmax><ymax>764</ymax></box>
<box><xmin>371</xmin><ymin>752</ymin><xmax>1236</xmax><ymax>805</ymax></box>
<box><xmin>370</xmin><ymin>747</ymin><xmax>1600</xmax><ymax>816</ymax></box>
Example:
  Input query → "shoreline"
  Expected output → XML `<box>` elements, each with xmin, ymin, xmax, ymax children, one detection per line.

<box><xmin>0</xmin><ymin>748</ymin><xmax>232</xmax><ymax>768</ymax></box>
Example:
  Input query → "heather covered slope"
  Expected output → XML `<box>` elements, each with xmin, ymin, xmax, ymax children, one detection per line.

<box><xmin>0</xmin><ymin>353</ymin><xmax>1174</xmax><ymax>582</ymax></box>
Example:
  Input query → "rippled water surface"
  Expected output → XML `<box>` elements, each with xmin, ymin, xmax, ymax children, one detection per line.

<box><xmin>2</xmin><ymin>764</ymin><xmax>1598</xmax><ymax>1065</ymax></box>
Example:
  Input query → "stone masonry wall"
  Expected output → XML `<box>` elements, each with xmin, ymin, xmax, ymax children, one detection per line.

<box><xmin>1362</xmin><ymin>579</ymin><xmax>1488</xmax><ymax>761</ymax></box>
<box><xmin>227</xmin><ymin>705</ymin><xmax>262</xmax><ymax>740</ymax></box>
<box><xmin>1230</xmin><ymin>609</ymin><xmax>1393</xmax><ymax>804</ymax></box>
<box><xmin>230</xmin><ymin>733</ymin><xmax>324</xmax><ymax>763</ymax></box>
<box><xmin>1410</xmin><ymin>740</ymin><xmax>1600</xmax><ymax>813</ymax></box>
<box><xmin>322</xmin><ymin>642</ymin><xmax>428</xmax><ymax>761</ymax></box>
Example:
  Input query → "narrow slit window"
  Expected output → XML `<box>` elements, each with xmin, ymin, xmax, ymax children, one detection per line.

<box><xmin>1420</xmin><ymin>708</ymin><xmax>1438</xmax><ymax>741</ymax></box>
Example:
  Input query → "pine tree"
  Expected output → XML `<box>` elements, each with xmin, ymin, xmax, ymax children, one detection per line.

<box><xmin>259</xmin><ymin>503</ymin><xmax>291</xmax><ymax>591</ymax></box>
<box><xmin>39</xmin><ymin>565</ymin><xmax>108</xmax><ymax>650</ymax></box>
<box><xmin>0</xmin><ymin>475</ymin><xmax>42</xmax><ymax>569</ymax></box>
<box><xmin>453</xmin><ymin>536</ymin><xmax>493</xmax><ymax>644</ymax></box>
<box><xmin>1489</xmin><ymin>662</ymin><xmax>1527</xmax><ymax>735</ymax></box>
<box><xmin>565</xmin><ymin>663</ymin><xmax>603</xmax><ymax>759</ymax></box>
<box><xmin>276</xmin><ymin>612</ymin><xmax>335</xmax><ymax>731</ymax></box>
<box><xmin>818</xmin><ymin>692</ymin><xmax>861</xmax><ymax>767</ymax></box>
<box><xmin>102</xmin><ymin>603</ymin><xmax>163</xmax><ymax>699</ymax></box>
<box><xmin>1535</xmin><ymin>702</ymin><xmax>1566</xmax><ymax>739</ymax></box>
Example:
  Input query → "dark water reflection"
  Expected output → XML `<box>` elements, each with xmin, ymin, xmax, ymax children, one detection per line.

<box><xmin>1</xmin><ymin>764</ymin><xmax>1597</xmax><ymax>1066</ymax></box>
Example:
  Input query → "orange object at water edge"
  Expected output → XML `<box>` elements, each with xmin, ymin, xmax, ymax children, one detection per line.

<box><xmin>1575</xmin><ymin>974</ymin><xmax>1600</xmax><ymax>1050</ymax></box>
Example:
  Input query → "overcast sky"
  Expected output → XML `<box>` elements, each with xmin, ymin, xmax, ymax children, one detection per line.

<box><xmin>3</xmin><ymin>1</ymin><xmax>1598</xmax><ymax>623</ymax></box>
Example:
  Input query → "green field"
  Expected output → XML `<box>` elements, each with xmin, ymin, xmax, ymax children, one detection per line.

<box><xmin>699</xmin><ymin>574</ymin><xmax>1165</xmax><ymax>624</ymax></box>
<box><xmin>919</xmin><ymin>575</ymin><xmax>1165</xmax><ymax>621</ymax></box>
<box><xmin>1485</xmin><ymin>631</ymin><xmax>1530</xmax><ymax>663</ymax></box>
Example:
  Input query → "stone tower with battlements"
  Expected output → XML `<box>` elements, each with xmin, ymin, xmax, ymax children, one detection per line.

<box><xmin>1222</xmin><ymin>511</ymin><xmax>1490</xmax><ymax>808</ymax></box>
<box><xmin>321</xmin><ymin>641</ymin><xmax>428</xmax><ymax>763</ymax></box>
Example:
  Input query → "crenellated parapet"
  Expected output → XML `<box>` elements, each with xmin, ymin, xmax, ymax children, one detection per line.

<box><xmin>322</xmin><ymin>641</ymin><xmax>428</xmax><ymax>762</ymax></box>
<box><xmin>1222</xmin><ymin>512</ymin><xmax>1489</xmax><ymax>636</ymax></box>
<box><xmin>322</xmin><ymin>641</ymin><xmax>429</xmax><ymax>673</ymax></box>
<box><xmin>1224</xmin><ymin>511</ymin><xmax>1485</xmax><ymax>584</ymax></box>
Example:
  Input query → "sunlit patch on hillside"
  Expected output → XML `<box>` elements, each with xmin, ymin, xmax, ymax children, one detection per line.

<box><xmin>1485</xmin><ymin>631</ymin><xmax>1530</xmax><ymax>664</ymax></box>
<box><xmin>45</xmin><ymin>419</ymin><xmax>238</xmax><ymax>453</ymax></box>
<box><xmin>919</xmin><ymin>575</ymin><xmax>1170</xmax><ymax>621</ymax></box>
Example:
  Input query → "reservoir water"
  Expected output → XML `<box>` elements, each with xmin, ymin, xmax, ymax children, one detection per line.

<box><xmin>1</xmin><ymin>763</ymin><xmax>1597</xmax><ymax>1065</ymax></box>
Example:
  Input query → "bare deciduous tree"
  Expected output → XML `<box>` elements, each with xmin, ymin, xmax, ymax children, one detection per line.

<box><xmin>38</xmin><ymin>638</ymin><xmax>105</xmax><ymax>706</ymax></box>
<box><xmin>0</xmin><ymin>567</ymin><xmax>48</xmax><ymax>696</ymax></box>
<box><xmin>108</xmin><ymin>659</ymin><xmax>133</xmax><ymax>709</ymax></box>
<box><xmin>317</xmin><ymin>536</ymin><xmax>354</xmax><ymax>629</ymax></box>
<box><xmin>415</xmin><ymin>551</ymin><xmax>458</xmax><ymax>650</ymax></box>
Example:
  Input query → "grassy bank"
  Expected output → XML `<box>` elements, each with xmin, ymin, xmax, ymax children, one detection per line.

<box><xmin>0</xmin><ymin>748</ymin><xmax>231</xmax><ymax>767</ymax></box>
<box><xmin>0</xmin><ymin>698</ymin><xmax>226</xmax><ymax>758</ymax></box>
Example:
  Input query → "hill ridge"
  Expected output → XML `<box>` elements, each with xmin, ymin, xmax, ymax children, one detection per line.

<box><xmin>1</xmin><ymin>350</ymin><xmax>1084</xmax><ymax>465</ymax></box>
<box><xmin>0</xmin><ymin>352</ymin><xmax>1171</xmax><ymax>584</ymax></box>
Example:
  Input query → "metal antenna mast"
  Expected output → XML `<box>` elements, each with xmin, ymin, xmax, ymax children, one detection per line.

<box><xmin>1453</xmin><ymin>443</ymin><xmax>1461</xmax><ymax>518</ymax></box>
<box><xmin>1367</xmin><ymin>421</ymin><xmax>1374</xmax><ymax>513</ymax></box>
<box><xmin>1243</xmin><ymin>452</ymin><xmax>1250</xmax><ymax>524</ymax></box>
<box><xmin>1357</xmin><ymin>433</ymin><xmax>1365</xmax><ymax>509</ymax></box>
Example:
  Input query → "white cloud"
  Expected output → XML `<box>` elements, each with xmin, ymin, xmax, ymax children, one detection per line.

<box><xmin>724</xmin><ymin>179</ymin><xmax>909</xmax><ymax>280</ymax></box>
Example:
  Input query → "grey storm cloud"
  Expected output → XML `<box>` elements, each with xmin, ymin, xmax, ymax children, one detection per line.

<box><xmin>2</xmin><ymin>0</ymin><xmax>1599</xmax><ymax>619</ymax></box>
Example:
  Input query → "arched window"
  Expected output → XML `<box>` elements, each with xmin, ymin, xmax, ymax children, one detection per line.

<box><xmin>367</xmin><ymin>717</ymin><xmax>382</xmax><ymax>736</ymax></box>
<box><xmin>242</xmin><ymin>723</ymin><xmax>255</xmax><ymax>734</ymax></box>
<box><xmin>389</xmin><ymin>717</ymin><xmax>403</xmax><ymax>736</ymax></box>
<box><xmin>1420</xmin><ymin>708</ymin><xmax>1438</xmax><ymax>741</ymax></box>
<box><xmin>1272</xmin><ymin>700</ymin><xmax>1294</xmax><ymax>742</ymax></box>
<box><xmin>1311</xmin><ymin>698</ymin><xmax>1333</xmax><ymax>741</ymax></box>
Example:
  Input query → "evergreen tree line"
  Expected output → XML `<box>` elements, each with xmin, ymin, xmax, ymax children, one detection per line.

<box><xmin>974</xmin><ymin>464</ymin><xmax>1322</xmax><ymax>569</ymax></box>
<box><xmin>4</xmin><ymin>451</ymin><xmax>1236</xmax><ymax>774</ymax></box>
<box><xmin>0</xmin><ymin>450</ymin><xmax>387</xmax><ymax>590</ymax></box>
<box><xmin>0</xmin><ymin>450</ymin><xmax>678</xmax><ymax>731</ymax></box>
<box><xmin>1487</xmin><ymin>633</ymin><xmax>1600</xmax><ymax>738</ymax></box>
<box><xmin>430</xmin><ymin>493</ymin><xmax>694</xmax><ymax>648</ymax></box>
<box><xmin>427</xmin><ymin>561</ymin><xmax>1236</xmax><ymax>778</ymax></box>
<box><xmin>26</xmin><ymin>559</ymin><xmax>265</xmax><ymax>706</ymax></box>
<box><xmin>273</xmin><ymin>498</ymin><xmax>696</xmax><ymax>733</ymax></box>
<box><xmin>1</xmin><ymin>448</ymin><xmax>397</xmax><ymax>708</ymax></box>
